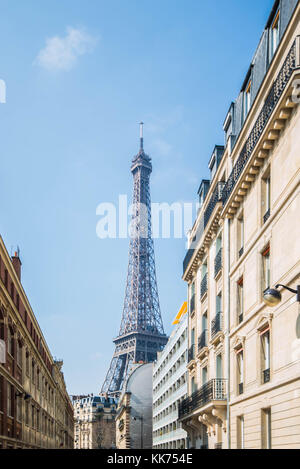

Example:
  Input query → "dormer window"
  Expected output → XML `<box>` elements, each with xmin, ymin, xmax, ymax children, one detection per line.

<box><xmin>269</xmin><ymin>9</ymin><xmax>280</xmax><ymax>60</ymax></box>
<box><xmin>243</xmin><ymin>79</ymin><xmax>252</xmax><ymax>121</ymax></box>
<box><xmin>210</xmin><ymin>156</ymin><xmax>217</xmax><ymax>180</ymax></box>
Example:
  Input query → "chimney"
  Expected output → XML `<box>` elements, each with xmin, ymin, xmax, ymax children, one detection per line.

<box><xmin>12</xmin><ymin>251</ymin><xmax>22</xmax><ymax>281</ymax></box>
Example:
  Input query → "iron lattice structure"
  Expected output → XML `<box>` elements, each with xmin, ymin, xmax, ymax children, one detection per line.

<box><xmin>101</xmin><ymin>124</ymin><xmax>168</xmax><ymax>397</ymax></box>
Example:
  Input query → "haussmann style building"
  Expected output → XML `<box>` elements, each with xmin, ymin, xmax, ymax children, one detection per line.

<box><xmin>73</xmin><ymin>394</ymin><xmax>117</xmax><ymax>449</ymax></box>
<box><xmin>0</xmin><ymin>238</ymin><xmax>74</xmax><ymax>449</ymax></box>
<box><xmin>179</xmin><ymin>0</ymin><xmax>300</xmax><ymax>450</ymax></box>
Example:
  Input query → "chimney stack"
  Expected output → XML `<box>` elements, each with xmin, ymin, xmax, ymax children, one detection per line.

<box><xmin>12</xmin><ymin>251</ymin><xmax>22</xmax><ymax>281</ymax></box>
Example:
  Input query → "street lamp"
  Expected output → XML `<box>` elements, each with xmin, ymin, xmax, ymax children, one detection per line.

<box><xmin>263</xmin><ymin>284</ymin><xmax>300</xmax><ymax>307</ymax></box>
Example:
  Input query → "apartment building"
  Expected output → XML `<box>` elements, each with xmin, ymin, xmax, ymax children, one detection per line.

<box><xmin>0</xmin><ymin>237</ymin><xmax>74</xmax><ymax>449</ymax></box>
<box><xmin>153</xmin><ymin>303</ymin><xmax>188</xmax><ymax>449</ymax></box>
<box><xmin>179</xmin><ymin>0</ymin><xmax>300</xmax><ymax>449</ymax></box>
<box><xmin>73</xmin><ymin>394</ymin><xmax>117</xmax><ymax>449</ymax></box>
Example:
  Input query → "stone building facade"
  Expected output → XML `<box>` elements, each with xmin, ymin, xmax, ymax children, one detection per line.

<box><xmin>153</xmin><ymin>304</ymin><xmax>188</xmax><ymax>449</ymax></box>
<box><xmin>73</xmin><ymin>394</ymin><xmax>117</xmax><ymax>449</ymax></box>
<box><xmin>179</xmin><ymin>0</ymin><xmax>300</xmax><ymax>449</ymax></box>
<box><xmin>0</xmin><ymin>237</ymin><xmax>74</xmax><ymax>449</ymax></box>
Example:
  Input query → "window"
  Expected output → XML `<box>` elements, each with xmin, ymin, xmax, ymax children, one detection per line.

<box><xmin>4</xmin><ymin>269</ymin><xmax>8</xmax><ymax>289</ymax></box>
<box><xmin>216</xmin><ymin>354</ymin><xmax>222</xmax><ymax>379</ymax></box>
<box><xmin>0</xmin><ymin>375</ymin><xmax>3</xmax><ymax>412</ymax></box>
<box><xmin>237</xmin><ymin>348</ymin><xmax>244</xmax><ymax>395</ymax></box>
<box><xmin>26</xmin><ymin>351</ymin><xmax>30</xmax><ymax>375</ymax></box>
<box><xmin>261</xmin><ymin>329</ymin><xmax>270</xmax><ymax>383</ymax></box>
<box><xmin>7</xmin><ymin>383</ymin><xmax>14</xmax><ymax>417</ymax></box>
<box><xmin>36</xmin><ymin>409</ymin><xmax>40</xmax><ymax>432</ymax></box>
<box><xmin>238</xmin><ymin>215</ymin><xmax>244</xmax><ymax>258</ymax></box>
<box><xmin>269</xmin><ymin>10</ymin><xmax>280</xmax><ymax>61</ymax></box>
<box><xmin>190</xmin><ymin>282</ymin><xmax>195</xmax><ymax>314</ymax></box>
<box><xmin>261</xmin><ymin>408</ymin><xmax>272</xmax><ymax>449</ymax></box>
<box><xmin>17</xmin><ymin>395</ymin><xmax>22</xmax><ymax>422</ymax></box>
<box><xmin>243</xmin><ymin>79</ymin><xmax>252</xmax><ymax>120</ymax></box>
<box><xmin>262</xmin><ymin>170</ymin><xmax>271</xmax><ymax>224</ymax></box>
<box><xmin>237</xmin><ymin>277</ymin><xmax>244</xmax><ymax>324</ymax></box>
<box><xmin>262</xmin><ymin>245</ymin><xmax>271</xmax><ymax>293</ymax></box>
<box><xmin>32</xmin><ymin>405</ymin><xmax>35</xmax><ymax>429</ymax></box>
<box><xmin>210</xmin><ymin>156</ymin><xmax>217</xmax><ymax>180</ymax></box>
<box><xmin>10</xmin><ymin>282</ymin><xmax>14</xmax><ymax>301</ymax></box>
<box><xmin>25</xmin><ymin>401</ymin><xmax>29</xmax><ymax>425</ymax></box>
<box><xmin>17</xmin><ymin>340</ymin><xmax>22</xmax><ymax>368</ymax></box>
<box><xmin>202</xmin><ymin>366</ymin><xmax>208</xmax><ymax>385</ymax></box>
<box><xmin>32</xmin><ymin>360</ymin><xmax>35</xmax><ymax>385</ymax></box>
<box><xmin>237</xmin><ymin>416</ymin><xmax>245</xmax><ymax>449</ymax></box>
<box><xmin>201</xmin><ymin>262</ymin><xmax>208</xmax><ymax>297</ymax></box>
<box><xmin>216</xmin><ymin>292</ymin><xmax>222</xmax><ymax>315</ymax></box>
<box><xmin>0</xmin><ymin>311</ymin><xmax>4</xmax><ymax>340</ymax></box>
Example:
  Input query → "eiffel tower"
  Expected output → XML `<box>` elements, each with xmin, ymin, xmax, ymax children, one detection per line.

<box><xmin>101</xmin><ymin>123</ymin><xmax>168</xmax><ymax>398</ymax></box>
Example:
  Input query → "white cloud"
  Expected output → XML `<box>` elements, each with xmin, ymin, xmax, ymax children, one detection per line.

<box><xmin>35</xmin><ymin>27</ymin><xmax>98</xmax><ymax>71</ymax></box>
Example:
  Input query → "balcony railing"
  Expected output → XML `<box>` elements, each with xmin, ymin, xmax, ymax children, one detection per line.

<box><xmin>190</xmin><ymin>294</ymin><xmax>195</xmax><ymax>314</ymax></box>
<box><xmin>198</xmin><ymin>329</ymin><xmax>208</xmax><ymax>350</ymax></box>
<box><xmin>211</xmin><ymin>312</ymin><xmax>223</xmax><ymax>339</ymax></box>
<box><xmin>178</xmin><ymin>379</ymin><xmax>227</xmax><ymax>419</ymax></box>
<box><xmin>214</xmin><ymin>248</ymin><xmax>222</xmax><ymax>278</ymax></box>
<box><xmin>263</xmin><ymin>209</ymin><xmax>271</xmax><ymax>224</ymax></box>
<box><xmin>222</xmin><ymin>41</ymin><xmax>296</xmax><ymax>205</ymax></box>
<box><xmin>188</xmin><ymin>344</ymin><xmax>196</xmax><ymax>363</ymax></box>
<box><xmin>183</xmin><ymin>182</ymin><xmax>225</xmax><ymax>275</ymax></box>
<box><xmin>263</xmin><ymin>368</ymin><xmax>270</xmax><ymax>384</ymax></box>
<box><xmin>201</xmin><ymin>273</ymin><xmax>208</xmax><ymax>298</ymax></box>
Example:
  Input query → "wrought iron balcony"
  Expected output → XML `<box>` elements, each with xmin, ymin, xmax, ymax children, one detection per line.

<box><xmin>263</xmin><ymin>209</ymin><xmax>271</xmax><ymax>224</ymax></box>
<box><xmin>183</xmin><ymin>182</ymin><xmax>225</xmax><ymax>276</ymax></box>
<box><xmin>201</xmin><ymin>273</ymin><xmax>208</xmax><ymax>298</ymax></box>
<box><xmin>211</xmin><ymin>312</ymin><xmax>223</xmax><ymax>339</ymax></box>
<box><xmin>214</xmin><ymin>248</ymin><xmax>222</xmax><ymax>278</ymax></box>
<box><xmin>188</xmin><ymin>344</ymin><xmax>196</xmax><ymax>363</ymax></box>
<box><xmin>263</xmin><ymin>368</ymin><xmax>270</xmax><ymax>384</ymax></box>
<box><xmin>239</xmin><ymin>246</ymin><xmax>244</xmax><ymax>258</ymax></box>
<box><xmin>198</xmin><ymin>329</ymin><xmax>208</xmax><ymax>351</ymax></box>
<box><xmin>178</xmin><ymin>379</ymin><xmax>227</xmax><ymax>419</ymax></box>
<box><xmin>239</xmin><ymin>383</ymin><xmax>244</xmax><ymax>395</ymax></box>
<box><xmin>190</xmin><ymin>294</ymin><xmax>195</xmax><ymax>314</ymax></box>
<box><xmin>222</xmin><ymin>41</ymin><xmax>296</xmax><ymax>206</ymax></box>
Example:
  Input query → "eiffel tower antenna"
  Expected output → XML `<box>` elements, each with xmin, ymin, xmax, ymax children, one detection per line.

<box><xmin>101</xmin><ymin>123</ymin><xmax>168</xmax><ymax>398</ymax></box>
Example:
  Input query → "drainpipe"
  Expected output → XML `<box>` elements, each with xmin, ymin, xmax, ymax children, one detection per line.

<box><xmin>225</xmin><ymin>217</ymin><xmax>231</xmax><ymax>449</ymax></box>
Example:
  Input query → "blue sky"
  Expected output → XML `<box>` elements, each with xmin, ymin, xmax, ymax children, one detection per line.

<box><xmin>0</xmin><ymin>0</ymin><xmax>275</xmax><ymax>394</ymax></box>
